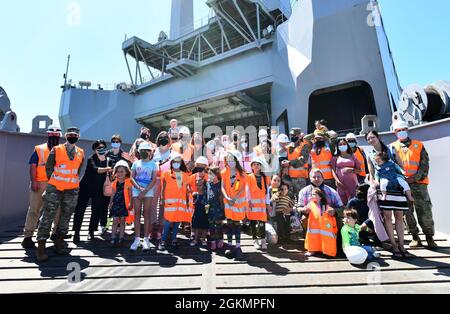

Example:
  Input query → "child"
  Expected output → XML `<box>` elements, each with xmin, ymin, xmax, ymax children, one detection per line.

<box><xmin>304</xmin><ymin>188</ymin><xmax>338</xmax><ymax>257</ymax></box>
<box><xmin>159</xmin><ymin>154</ymin><xmax>190</xmax><ymax>251</ymax></box>
<box><xmin>191</xmin><ymin>174</ymin><xmax>209</xmax><ymax>246</ymax></box>
<box><xmin>207</xmin><ymin>167</ymin><xmax>225</xmax><ymax>251</ymax></box>
<box><xmin>272</xmin><ymin>183</ymin><xmax>295</xmax><ymax>244</ymax></box>
<box><xmin>109</xmin><ymin>161</ymin><xmax>133</xmax><ymax>248</ymax></box>
<box><xmin>247</xmin><ymin>158</ymin><xmax>270</xmax><ymax>250</ymax></box>
<box><xmin>314</xmin><ymin>119</ymin><xmax>329</xmax><ymax>136</ymax></box>
<box><xmin>374</xmin><ymin>152</ymin><xmax>413</xmax><ymax>202</ymax></box>
<box><xmin>268</xmin><ymin>175</ymin><xmax>282</xmax><ymax>219</ymax></box>
<box><xmin>341</xmin><ymin>208</ymin><xmax>380</xmax><ymax>263</ymax></box>
<box><xmin>130</xmin><ymin>143</ymin><xmax>158</xmax><ymax>252</ymax></box>
<box><xmin>222</xmin><ymin>151</ymin><xmax>248</xmax><ymax>260</ymax></box>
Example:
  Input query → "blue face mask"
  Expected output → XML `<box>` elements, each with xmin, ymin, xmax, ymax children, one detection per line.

<box><xmin>338</xmin><ymin>145</ymin><xmax>348</xmax><ymax>153</ymax></box>
<box><xmin>111</xmin><ymin>143</ymin><xmax>121</xmax><ymax>149</ymax></box>
<box><xmin>397</xmin><ymin>131</ymin><xmax>408</xmax><ymax>140</ymax></box>
<box><xmin>228</xmin><ymin>161</ymin><xmax>236</xmax><ymax>168</ymax></box>
<box><xmin>348</xmin><ymin>142</ymin><xmax>357</xmax><ymax>149</ymax></box>
<box><xmin>173</xmin><ymin>162</ymin><xmax>181</xmax><ymax>170</ymax></box>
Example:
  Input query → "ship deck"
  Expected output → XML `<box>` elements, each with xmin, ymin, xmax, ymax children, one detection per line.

<box><xmin>1</xmin><ymin>209</ymin><xmax>450</xmax><ymax>294</ymax></box>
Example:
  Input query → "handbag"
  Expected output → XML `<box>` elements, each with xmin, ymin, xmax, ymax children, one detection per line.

<box><xmin>103</xmin><ymin>157</ymin><xmax>113</xmax><ymax>197</ymax></box>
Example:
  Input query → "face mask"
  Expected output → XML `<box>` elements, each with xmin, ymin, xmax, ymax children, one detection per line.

<box><xmin>193</xmin><ymin>167</ymin><xmax>206</xmax><ymax>174</ymax></box>
<box><xmin>338</xmin><ymin>145</ymin><xmax>348</xmax><ymax>152</ymax></box>
<box><xmin>158</xmin><ymin>138</ymin><xmax>169</xmax><ymax>146</ymax></box>
<box><xmin>111</xmin><ymin>143</ymin><xmax>121</xmax><ymax>149</ymax></box>
<box><xmin>97</xmin><ymin>149</ymin><xmax>107</xmax><ymax>156</ymax></box>
<box><xmin>348</xmin><ymin>142</ymin><xmax>357</xmax><ymax>148</ymax></box>
<box><xmin>397</xmin><ymin>131</ymin><xmax>408</xmax><ymax>141</ymax></box>
<box><xmin>140</xmin><ymin>133</ymin><xmax>149</xmax><ymax>140</ymax></box>
<box><xmin>207</xmin><ymin>143</ymin><xmax>215</xmax><ymax>151</ymax></box>
<box><xmin>140</xmin><ymin>151</ymin><xmax>150</xmax><ymax>159</ymax></box>
<box><xmin>356</xmin><ymin>191</ymin><xmax>366</xmax><ymax>200</ymax></box>
<box><xmin>271</xmin><ymin>134</ymin><xmax>277</xmax><ymax>140</ymax></box>
<box><xmin>67</xmin><ymin>137</ymin><xmax>79</xmax><ymax>145</ymax></box>
<box><xmin>291</xmin><ymin>136</ymin><xmax>299</xmax><ymax>143</ymax></box>
<box><xmin>241</xmin><ymin>143</ymin><xmax>248</xmax><ymax>150</ymax></box>
<box><xmin>228</xmin><ymin>161</ymin><xmax>236</xmax><ymax>168</ymax></box>
<box><xmin>315</xmin><ymin>140</ymin><xmax>325</xmax><ymax>147</ymax></box>
<box><xmin>222</xmin><ymin>141</ymin><xmax>229</xmax><ymax>147</ymax></box>
<box><xmin>173</xmin><ymin>162</ymin><xmax>181</xmax><ymax>170</ymax></box>
<box><xmin>195</xmin><ymin>138</ymin><xmax>202</xmax><ymax>145</ymax></box>
<box><xmin>47</xmin><ymin>136</ymin><xmax>60</xmax><ymax>149</ymax></box>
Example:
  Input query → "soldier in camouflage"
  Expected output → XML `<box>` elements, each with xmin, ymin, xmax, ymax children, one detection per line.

<box><xmin>391</xmin><ymin>122</ymin><xmax>437</xmax><ymax>248</ymax></box>
<box><xmin>36</xmin><ymin>127</ymin><xmax>85</xmax><ymax>262</ymax></box>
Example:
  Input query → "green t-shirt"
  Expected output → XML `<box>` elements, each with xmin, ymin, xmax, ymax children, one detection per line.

<box><xmin>341</xmin><ymin>224</ymin><xmax>361</xmax><ymax>249</ymax></box>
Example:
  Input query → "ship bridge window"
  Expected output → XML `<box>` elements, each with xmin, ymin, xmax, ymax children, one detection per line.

<box><xmin>307</xmin><ymin>81</ymin><xmax>377</xmax><ymax>134</ymax></box>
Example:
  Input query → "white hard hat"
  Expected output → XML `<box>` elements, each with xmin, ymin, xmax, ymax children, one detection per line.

<box><xmin>47</xmin><ymin>125</ymin><xmax>62</xmax><ymax>133</ymax></box>
<box><xmin>250</xmin><ymin>157</ymin><xmax>263</xmax><ymax>166</ymax></box>
<box><xmin>169</xmin><ymin>152</ymin><xmax>182</xmax><ymax>161</ymax></box>
<box><xmin>195</xmin><ymin>156</ymin><xmax>209</xmax><ymax>166</ymax></box>
<box><xmin>277</xmin><ymin>134</ymin><xmax>290</xmax><ymax>144</ymax></box>
<box><xmin>393</xmin><ymin>120</ymin><xmax>409</xmax><ymax>131</ymax></box>
<box><xmin>138</xmin><ymin>142</ymin><xmax>153</xmax><ymax>151</ymax></box>
<box><xmin>179</xmin><ymin>126</ymin><xmax>191</xmax><ymax>136</ymax></box>
<box><xmin>344</xmin><ymin>246</ymin><xmax>368</xmax><ymax>265</ymax></box>
<box><xmin>227</xmin><ymin>150</ymin><xmax>242</xmax><ymax>163</ymax></box>
<box><xmin>258</xmin><ymin>129</ymin><xmax>268</xmax><ymax>137</ymax></box>
<box><xmin>114</xmin><ymin>160</ymin><xmax>130</xmax><ymax>170</ymax></box>
<box><xmin>345</xmin><ymin>133</ymin><xmax>357</xmax><ymax>141</ymax></box>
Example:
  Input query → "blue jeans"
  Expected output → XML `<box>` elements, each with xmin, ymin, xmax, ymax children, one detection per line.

<box><xmin>162</xmin><ymin>221</ymin><xmax>180</xmax><ymax>243</ymax></box>
<box><xmin>362</xmin><ymin>245</ymin><xmax>375</xmax><ymax>260</ymax></box>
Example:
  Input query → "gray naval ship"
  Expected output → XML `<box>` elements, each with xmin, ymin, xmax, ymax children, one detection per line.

<box><xmin>1</xmin><ymin>0</ymin><xmax>450</xmax><ymax>294</ymax></box>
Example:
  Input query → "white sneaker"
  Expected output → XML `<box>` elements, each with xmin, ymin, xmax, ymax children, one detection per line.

<box><xmin>253</xmin><ymin>239</ymin><xmax>262</xmax><ymax>250</ymax></box>
<box><xmin>261</xmin><ymin>239</ymin><xmax>268</xmax><ymax>250</ymax></box>
<box><xmin>142</xmin><ymin>238</ymin><xmax>151</xmax><ymax>251</ymax></box>
<box><xmin>99</xmin><ymin>226</ymin><xmax>107</xmax><ymax>235</ymax></box>
<box><xmin>130</xmin><ymin>238</ymin><xmax>141</xmax><ymax>251</ymax></box>
<box><xmin>373</xmin><ymin>250</ymin><xmax>381</xmax><ymax>258</ymax></box>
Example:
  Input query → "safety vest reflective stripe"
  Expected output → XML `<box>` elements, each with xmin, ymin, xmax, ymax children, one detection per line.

<box><xmin>250</xmin><ymin>198</ymin><xmax>266</xmax><ymax>205</ymax></box>
<box><xmin>164</xmin><ymin>207</ymin><xmax>191</xmax><ymax>213</ymax></box>
<box><xmin>165</xmin><ymin>199</ymin><xmax>188</xmax><ymax>205</ymax></box>
<box><xmin>311</xmin><ymin>148</ymin><xmax>333</xmax><ymax>180</ymax></box>
<box><xmin>393</xmin><ymin>140</ymin><xmax>429</xmax><ymax>185</ymax></box>
<box><xmin>224</xmin><ymin>204</ymin><xmax>247</xmax><ymax>212</ymax></box>
<box><xmin>50</xmin><ymin>174</ymin><xmax>79</xmax><ymax>183</ymax></box>
<box><xmin>248</xmin><ymin>207</ymin><xmax>266</xmax><ymax>213</ymax></box>
<box><xmin>306</xmin><ymin>228</ymin><xmax>337</xmax><ymax>239</ymax></box>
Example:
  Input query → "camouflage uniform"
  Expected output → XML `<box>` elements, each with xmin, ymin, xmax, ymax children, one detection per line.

<box><xmin>36</xmin><ymin>144</ymin><xmax>82</xmax><ymax>241</ymax></box>
<box><xmin>393</xmin><ymin>139</ymin><xmax>435</xmax><ymax>237</ymax></box>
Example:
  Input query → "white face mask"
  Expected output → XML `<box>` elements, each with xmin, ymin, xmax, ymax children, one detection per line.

<box><xmin>223</xmin><ymin>140</ymin><xmax>229</xmax><ymax>147</ymax></box>
<box><xmin>241</xmin><ymin>142</ymin><xmax>248</xmax><ymax>150</ymax></box>
<box><xmin>173</xmin><ymin>162</ymin><xmax>181</xmax><ymax>170</ymax></box>
<box><xmin>111</xmin><ymin>143</ymin><xmax>121</xmax><ymax>149</ymax></box>
<box><xmin>207</xmin><ymin>143</ymin><xmax>215</xmax><ymax>151</ymax></box>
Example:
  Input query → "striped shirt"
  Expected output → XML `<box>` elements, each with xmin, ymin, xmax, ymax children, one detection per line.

<box><xmin>275</xmin><ymin>194</ymin><xmax>295</xmax><ymax>213</ymax></box>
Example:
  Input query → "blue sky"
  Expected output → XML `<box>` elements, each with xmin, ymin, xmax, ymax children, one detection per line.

<box><xmin>1</xmin><ymin>0</ymin><xmax>449</xmax><ymax>132</ymax></box>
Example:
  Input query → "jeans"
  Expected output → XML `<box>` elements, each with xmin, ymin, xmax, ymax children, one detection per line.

<box><xmin>162</xmin><ymin>220</ymin><xmax>180</xmax><ymax>242</ymax></box>
<box><xmin>362</xmin><ymin>245</ymin><xmax>376</xmax><ymax>260</ymax></box>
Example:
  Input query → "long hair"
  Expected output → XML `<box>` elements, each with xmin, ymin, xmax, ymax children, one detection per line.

<box><xmin>335</xmin><ymin>139</ymin><xmax>353</xmax><ymax>156</ymax></box>
<box><xmin>225</xmin><ymin>155</ymin><xmax>245</xmax><ymax>176</ymax></box>
<box><xmin>312</xmin><ymin>187</ymin><xmax>328</xmax><ymax>207</ymax></box>
<box><xmin>365</xmin><ymin>130</ymin><xmax>389</xmax><ymax>154</ymax></box>
<box><xmin>170</xmin><ymin>159</ymin><xmax>188</xmax><ymax>173</ymax></box>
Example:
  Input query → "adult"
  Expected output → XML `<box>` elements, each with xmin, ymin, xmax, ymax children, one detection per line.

<box><xmin>366</xmin><ymin>130</ymin><xmax>411</xmax><ymax>258</ymax></box>
<box><xmin>22</xmin><ymin>125</ymin><xmax>62</xmax><ymax>249</ymax></box>
<box><xmin>36</xmin><ymin>127</ymin><xmax>85</xmax><ymax>262</ymax></box>
<box><xmin>285</xmin><ymin>128</ymin><xmax>311</xmax><ymax>200</ymax></box>
<box><xmin>72</xmin><ymin>140</ymin><xmax>112</xmax><ymax>243</ymax></box>
<box><xmin>331</xmin><ymin>139</ymin><xmax>360</xmax><ymax>205</ymax></box>
<box><xmin>106</xmin><ymin>134</ymin><xmax>131</xmax><ymax>168</ymax></box>
<box><xmin>346</xmin><ymin>133</ymin><xmax>368</xmax><ymax>183</ymax></box>
<box><xmin>391</xmin><ymin>121</ymin><xmax>437</xmax><ymax>248</ymax></box>
<box><xmin>129</xmin><ymin>127</ymin><xmax>156</xmax><ymax>162</ymax></box>
<box><xmin>171</xmin><ymin>126</ymin><xmax>195</xmax><ymax>172</ymax></box>
<box><xmin>297</xmin><ymin>169</ymin><xmax>343</xmax><ymax>256</ymax></box>
<box><xmin>239</xmin><ymin>134</ymin><xmax>254</xmax><ymax>173</ymax></box>
<box><xmin>309</xmin><ymin>133</ymin><xmax>336</xmax><ymax>189</ymax></box>
<box><xmin>191</xmin><ymin>131</ymin><xmax>205</xmax><ymax>161</ymax></box>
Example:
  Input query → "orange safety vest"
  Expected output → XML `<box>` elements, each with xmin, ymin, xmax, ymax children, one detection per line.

<box><xmin>246</xmin><ymin>174</ymin><xmax>269</xmax><ymax>222</ymax></box>
<box><xmin>48</xmin><ymin>144</ymin><xmax>84</xmax><ymax>191</ymax></box>
<box><xmin>392</xmin><ymin>140</ymin><xmax>429</xmax><ymax>185</ymax></box>
<box><xmin>222</xmin><ymin>167</ymin><xmax>248</xmax><ymax>221</ymax></box>
<box><xmin>353</xmin><ymin>148</ymin><xmax>367</xmax><ymax>177</ymax></box>
<box><xmin>161</xmin><ymin>170</ymin><xmax>191</xmax><ymax>223</ymax></box>
<box><xmin>310</xmin><ymin>147</ymin><xmax>333</xmax><ymax>180</ymax></box>
<box><xmin>304</xmin><ymin>201</ymin><xmax>337</xmax><ymax>257</ymax></box>
<box><xmin>112</xmin><ymin>179</ymin><xmax>134</xmax><ymax>224</ymax></box>
<box><xmin>35</xmin><ymin>143</ymin><xmax>50</xmax><ymax>182</ymax></box>
<box><xmin>288</xmin><ymin>143</ymin><xmax>309</xmax><ymax>179</ymax></box>
<box><xmin>171</xmin><ymin>143</ymin><xmax>194</xmax><ymax>164</ymax></box>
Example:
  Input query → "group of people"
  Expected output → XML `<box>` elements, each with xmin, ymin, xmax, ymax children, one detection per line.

<box><xmin>22</xmin><ymin>118</ymin><xmax>437</xmax><ymax>264</ymax></box>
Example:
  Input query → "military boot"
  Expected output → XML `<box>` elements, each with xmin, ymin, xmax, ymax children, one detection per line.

<box><xmin>54</xmin><ymin>235</ymin><xmax>71</xmax><ymax>255</ymax></box>
<box><xmin>21</xmin><ymin>237</ymin><xmax>36</xmax><ymax>249</ymax></box>
<box><xmin>409</xmin><ymin>235</ymin><xmax>423</xmax><ymax>248</ymax></box>
<box><xmin>36</xmin><ymin>240</ymin><xmax>48</xmax><ymax>262</ymax></box>
<box><xmin>426</xmin><ymin>236</ymin><xmax>438</xmax><ymax>249</ymax></box>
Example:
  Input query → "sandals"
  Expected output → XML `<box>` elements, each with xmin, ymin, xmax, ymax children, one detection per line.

<box><xmin>400</xmin><ymin>249</ymin><xmax>413</xmax><ymax>258</ymax></box>
<box><xmin>392</xmin><ymin>249</ymin><xmax>403</xmax><ymax>259</ymax></box>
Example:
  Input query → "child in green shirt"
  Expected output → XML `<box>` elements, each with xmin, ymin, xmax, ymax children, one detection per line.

<box><xmin>341</xmin><ymin>209</ymin><xmax>380</xmax><ymax>261</ymax></box>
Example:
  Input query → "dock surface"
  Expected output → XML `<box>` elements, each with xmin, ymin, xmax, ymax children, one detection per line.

<box><xmin>1</xmin><ymin>210</ymin><xmax>450</xmax><ymax>294</ymax></box>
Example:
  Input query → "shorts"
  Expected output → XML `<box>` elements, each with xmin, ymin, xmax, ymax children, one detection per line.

<box><xmin>132</xmin><ymin>186</ymin><xmax>155</xmax><ymax>198</ymax></box>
